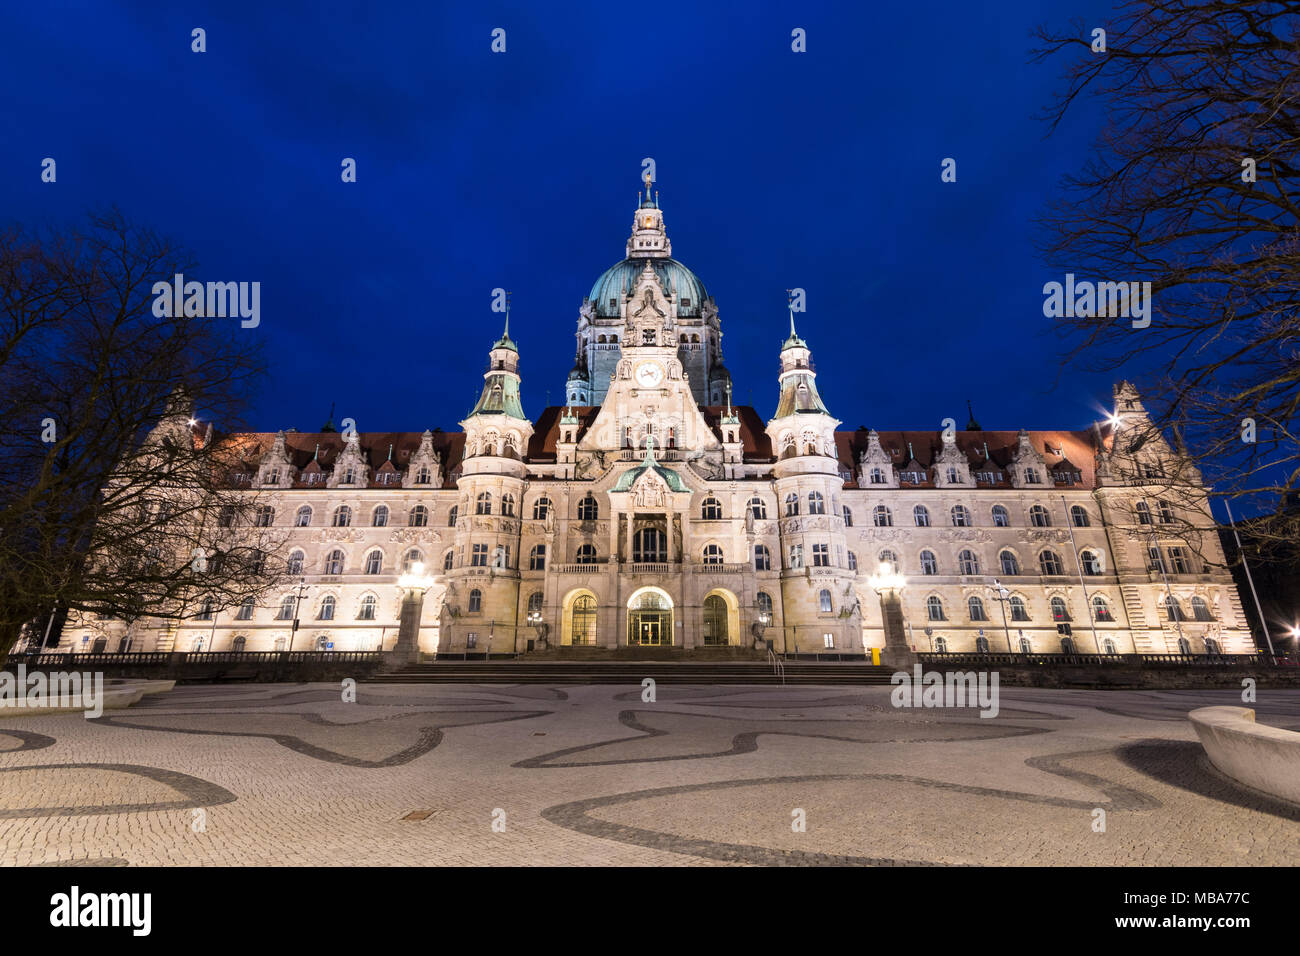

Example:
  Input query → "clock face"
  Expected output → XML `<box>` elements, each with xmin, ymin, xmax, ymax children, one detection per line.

<box><xmin>635</xmin><ymin>362</ymin><xmax>664</xmax><ymax>387</ymax></box>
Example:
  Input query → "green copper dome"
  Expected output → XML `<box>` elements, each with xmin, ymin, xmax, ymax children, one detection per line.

<box><xmin>587</xmin><ymin>258</ymin><xmax>708</xmax><ymax>318</ymax></box>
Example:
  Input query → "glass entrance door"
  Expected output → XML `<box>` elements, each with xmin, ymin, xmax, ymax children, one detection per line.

<box><xmin>627</xmin><ymin>591</ymin><xmax>673</xmax><ymax>646</ymax></box>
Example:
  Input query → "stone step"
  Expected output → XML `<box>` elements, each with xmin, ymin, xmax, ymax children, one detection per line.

<box><xmin>366</xmin><ymin>661</ymin><xmax>898</xmax><ymax>684</ymax></box>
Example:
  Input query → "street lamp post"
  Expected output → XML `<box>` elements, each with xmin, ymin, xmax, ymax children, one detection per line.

<box><xmin>395</xmin><ymin>562</ymin><xmax>435</xmax><ymax>664</ymax></box>
<box><xmin>988</xmin><ymin>579</ymin><xmax>1015</xmax><ymax>653</ymax></box>
<box><xmin>868</xmin><ymin>561</ymin><xmax>914</xmax><ymax>669</ymax></box>
<box><xmin>287</xmin><ymin>577</ymin><xmax>308</xmax><ymax>654</ymax></box>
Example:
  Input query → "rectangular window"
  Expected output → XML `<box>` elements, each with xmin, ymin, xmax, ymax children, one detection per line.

<box><xmin>812</xmin><ymin>544</ymin><xmax>829</xmax><ymax>567</ymax></box>
<box><xmin>471</xmin><ymin>544</ymin><xmax>488</xmax><ymax>567</ymax></box>
<box><xmin>466</xmin><ymin>633</ymin><xmax>477</xmax><ymax>648</ymax></box>
<box><xmin>1169</xmin><ymin>547</ymin><xmax>1190</xmax><ymax>574</ymax></box>
<box><xmin>789</xmin><ymin>545</ymin><xmax>803</xmax><ymax>569</ymax></box>
<box><xmin>822</xmin><ymin>633</ymin><xmax>834</xmax><ymax>649</ymax></box>
<box><xmin>1148</xmin><ymin>546</ymin><xmax>1166</xmax><ymax>573</ymax></box>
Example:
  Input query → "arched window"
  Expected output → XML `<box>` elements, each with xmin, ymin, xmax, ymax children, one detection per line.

<box><xmin>295</xmin><ymin>505</ymin><xmax>313</xmax><ymax>527</ymax></box>
<box><xmin>847</xmin><ymin>551</ymin><xmax>858</xmax><ymax>571</ymax></box>
<box><xmin>532</xmin><ymin>497</ymin><xmax>551</xmax><ymax>521</ymax></box>
<box><xmin>317</xmin><ymin>595</ymin><xmax>336</xmax><ymax>620</ymax></box>
<box><xmin>287</xmin><ymin>550</ymin><xmax>305</xmax><ymax>575</ymax></box>
<box><xmin>448</xmin><ymin>505</ymin><xmax>458</xmax><ymax>527</ymax></box>
<box><xmin>913</xmin><ymin>505</ymin><xmax>931</xmax><ymax>527</ymax></box>
<box><xmin>324</xmin><ymin>550</ymin><xmax>345</xmax><ymax>575</ymax></box>
<box><xmin>842</xmin><ymin>507</ymin><xmax>853</xmax><ymax>527</ymax></box>
<box><xmin>991</xmin><ymin>505</ymin><xmax>1009</xmax><ymax>527</ymax></box>
<box><xmin>1135</xmin><ymin>500</ymin><xmax>1152</xmax><ymax>525</ymax></box>
<box><xmin>747</xmin><ymin>497</ymin><xmax>767</xmax><ymax>520</ymax></box>
<box><xmin>1103</xmin><ymin>637</ymin><xmax>1117</xmax><ymax>654</ymax></box>
<box><xmin>232</xmin><ymin>635</ymin><xmax>247</xmax><ymax>652</ymax></box>
<box><xmin>1081</xmin><ymin>550</ymin><xmax>1103</xmax><ymax>575</ymax></box>
<box><xmin>402</xmin><ymin>548</ymin><xmax>423</xmax><ymax>572</ymax></box>
<box><xmin>879</xmin><ymin>549</ymin><xmax>899</xmax><ymax>574</ymax></box>
<box><xmin>571</xmin><ymin>595</ymin><xmax>597</xmax><ymax>645</ymax></box>
<box><xmin>476</xmin><ymin>492</ymin><xmax>492</xmax><ymax>515</ymax></box>
<box><xmin>957</xmin><ymin>549</ymin><xmax>979</xmax><ymax>575</ymax></box>
<box><xmin>819</xmin><ymin>589</ymin><xmax>833</xmax><ymax>613</ymax></box>
<box><xmin>974</xmin><ymin>634</ymin><xmax>990</xmax><ymax>653</ymax></box>
<box><xmin>920</xmin><ymin>550</ymin><xmax>938</xmax><ymax>575</ymax></box>
<box><xmin>1190</xmin><ymin>596</ymin><xmax>1214</xmax><ymax>621</ymax></box>
<box><xmin>364</xmin><ymin>550</ymin><xmax>382</xmax><ymax>575</ymax></box>
<box><xmin>701</xmin><ymin>497</ymin><xmax>723</xmax><ymax>520</ymax></box>
<box><xmin>1205</xmin><ymin>636</ymin><xmax>1221</xmax><ymax>655</ymax></box>
<box><xmin>702</xmin><ymin>544</ymin><xmax>723</xmax><ymax>564</ymax></box>
<box><xmin>576</xmin><ymin>544</ymin><xmax>597</xmax><ymax>565</ymax></box>
<box><xmin>276</xmin><ymin>595</ymin><xmax>296</xmax><ymax>620</ymax></box>
<box><xmin>1164</xmin><ymin>595</ymin><xmax>1185</xmax><ymax>621</ymax></box>
<box><xmin>754</xmin><ymin>544</ymin><xmax>771</xmax><ymax>571</ymax></box>
<box><xmin>442</xmin><ymin>550</ymin><xmax>454</xmax><ymax>571</ymax></box>
<box><xmin>527</xmin><ymin>592</ymin><xmax>543</xmax><ymax>616</ymax></box>
<box><xmin>578</xmin><ymin>495</ymin><xmax>598</xmax><ymax>520</ymax></box>
<box><xmin>332</xmin><ymin>505</ymin><xmax>351</xmax><ymax>527</ymax></box>
<box><xmin>950</xmin><ymin>505</ymin><xmax>971</xmax><ymax>527</ymax></box>
<box><xmin>1092</xmin><ymin>595</ymin><xmax>1114</xmax><ymax>621</ymax></box>
<box><xmin>529</xmin><ymin>544</ymin><xmax>546</xmax><ymax>571</ymax></box>
<box><xmin>468</xmin><ymin>589</ymin><xmax>482</xmax><ymax>613</ymax></box>
<box><xmin>409</xmin><ymin>505</ymin><xmax>428</xmax><ymax>527</ymax></box>
<box><xmin>757</xmin><ymin>591</ymin><xmax>774</xmax><ymax>624</ymax></box>
<box><xmin>1029</xmin><ymin>505</ymin><xmax>1050</xmax><ymax>527</ymax></box>
<box><xmin>1009</xmin><ymin>596</ymin><xmax>1029</xmax><ymax>621</ymax></box>
<box><xmin>933</xmin><ymin>635</ymin><xmax>948</xmax><ymax>653</ymax></box>
<box><xmin>999</xmin><ymin>550</ymin><xmax>1020</xmax><ymax>576</ymax></box>
<box><xmin>501</xmin><ymin>493</ymin><xmax>516</xmax><ymax>517</ymax></box>
<box><xmin>372</xmin><ymin>505</ymin><xmax>389</xmax><ymax>527</ymax></box>
<box><xmin>808</xmin><ymin>492</ymin><xmax>825</xmax><ymax>515</ymax></box>
<box><xmin>1039</xmin><ymin>550</ymin><xmax>1064</xmax><ymax>576</ymax></box>
<box><xmin>785</xmin><ymin>493</ymin><xmax>800</xmax><ymax>517</ymax></box>
<box><xmin>1059</xmin><ymin>636</ymin><xmax>1076</xmax><ymax>654</ymax></box>
<box><xmin>873</xmin><ymin>505</ymin><xmax>892</xmax><ymax>527</ymax></box>
<box><xmin>632</xmin><ymin>528</ymin><xmax>666</xmax><ymax>563</ymax></box>
<box><xmin>1050</xmin><ymin>597</ymin><xmax>1070</xmax><ymax>622</ymax></box>
<box><xmin>926</xmin><ymin>596</ymin><xmax>945</xmax><ymax>621</ymax></box>
<box><xmin>968</xmin><ymin>596</ymin><xmax>988</xmax><ymax>621</ymax></box>
<box><xmin>358</xmin><ymin>594</ymin><xmax>377</xmax><ymax>620</ymax></box>
<box><xmin>1070</xmin><ymin>505</ymin><xmax>1090</xmax><ymax>527</ymax></box>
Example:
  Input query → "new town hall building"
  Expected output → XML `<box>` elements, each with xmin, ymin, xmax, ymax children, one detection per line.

<box><xmin>67</xmin><ymin>186</ymin><xmax>1252</xmax><ymax>658</ymax></box>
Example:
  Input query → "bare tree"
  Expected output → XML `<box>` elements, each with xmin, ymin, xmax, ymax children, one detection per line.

<box><xmin>0</xmin><ymin>210</ymin><xmax>280</xmax><ymax>659</ymax></box>
<box><xmin>1033</xmin><ymin>1</ymin><xmax>1300</xmax><ymax>557</ymax></box>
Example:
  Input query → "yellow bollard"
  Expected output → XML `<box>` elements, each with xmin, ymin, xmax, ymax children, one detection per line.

<box><xmin>871</xmin><ymin>647</ymin><xmax>881</xmax><ymax>666</ymax></box>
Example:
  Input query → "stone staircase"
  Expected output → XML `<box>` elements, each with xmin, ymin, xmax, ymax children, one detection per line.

<box><xmin>369</xmin><ymin>660</ymin><xmax>897</xmax><ymax>685</ymax></box>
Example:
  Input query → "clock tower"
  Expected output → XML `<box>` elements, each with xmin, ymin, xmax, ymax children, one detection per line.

<box><xmin>577</xmin><ymin>260</ymin><xmax>722</xmax><ymax>464</ymax></box>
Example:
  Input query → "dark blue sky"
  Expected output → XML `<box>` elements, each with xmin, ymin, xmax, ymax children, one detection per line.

<box><xmin>4</xmin><ymin>0</ymin><xmax>1122</xmax><ymax>435</ymax></box>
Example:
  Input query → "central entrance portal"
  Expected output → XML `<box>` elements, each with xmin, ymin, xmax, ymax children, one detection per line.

<box><xmin>627</xmin><ymin>588</ymin><xmax>673</xmax><ymax>646</ymax></box>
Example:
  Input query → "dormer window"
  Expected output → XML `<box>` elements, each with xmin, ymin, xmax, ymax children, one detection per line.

<box><xmin>1023</xmin><ymin>469</ymin><xmax>1041</xmax><ymax>484</ymax></box>
<box><xmin>265</xmin><ymin>468</ymin><xmax>280</xmax><ymax>485</ymax></box>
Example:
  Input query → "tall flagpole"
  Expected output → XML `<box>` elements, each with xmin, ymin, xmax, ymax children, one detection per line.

<box><xmin>1223</xmin><ymin>499</ymin><xmax>1275</xmax><ymax>656</ymax></box>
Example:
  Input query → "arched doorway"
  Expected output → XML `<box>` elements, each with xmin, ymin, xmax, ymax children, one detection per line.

<box><xmin>701</xmin><ymin>589</ymin><xmax>739</xmax><ymax>647</ymax></box>
<box><xmin>562</xmin><ymin>590</ymin><xmax>598</xmax><ymax>646</ymax></box>
<box><xmin>627</xmin><ymin>588</ymin><xmax>673</xmax><ymax>646</ymax></box>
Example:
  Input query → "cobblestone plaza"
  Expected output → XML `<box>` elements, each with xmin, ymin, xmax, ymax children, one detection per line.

<box><xmin>1</xmin><ymin>682</ymin><xmax>1296</xmax><ymax>866</ymax></box>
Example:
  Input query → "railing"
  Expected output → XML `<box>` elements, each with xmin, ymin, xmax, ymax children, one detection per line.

<box><xmin>767</xmin><ymin>648</ymin><xmax>786</xmax><ymax>685</ymax></box>
<box><xmin>916</xmin><ymin>652</ymin><xmax>1288</xmax><ymax>668</ymax></box>
<box><xmin>628</xmin><ymin>562</ymin><xmax>673</xmax><ymax>574</ymax></box>
<box><xmin>552</xmin><ymin>562</ymin><xmax>608</xmax><ymax>574</ymax></box>
<box><xmin>688</xmin><ymin>562</ymin><xmax>748</xmax><ymax>574</ymax></box>
<box><xmin>2</xmin><ymin>651</ymin><xmax>383</xmax><ymax>667</ymax></box>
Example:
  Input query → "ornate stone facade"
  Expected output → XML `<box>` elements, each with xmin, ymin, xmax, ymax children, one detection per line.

<box><xmin>63</xmin><ymin>189</ymin><xmax>1252</xmax><ymax>658</ymax></box>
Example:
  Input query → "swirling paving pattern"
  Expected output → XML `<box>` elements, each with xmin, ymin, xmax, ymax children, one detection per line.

<box><xmin>0</xmin><ymin>681</ymin><xmax>1296</xmax><ymax>865</ymax></box>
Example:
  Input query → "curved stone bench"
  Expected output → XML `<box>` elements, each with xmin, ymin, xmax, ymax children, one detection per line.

<box><xmin>1189</xmin><ymin>706</ymin><xmax>1300</xmax><ymax>804</ymax></box>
